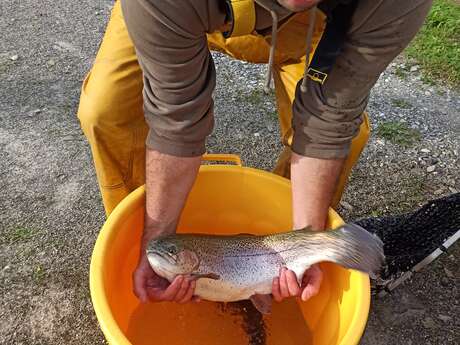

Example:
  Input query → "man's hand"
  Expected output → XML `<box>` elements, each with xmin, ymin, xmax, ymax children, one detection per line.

<box><xmin>272</xmin><ymin>264</ymin><xmax>323</xmax><ymax>302</ymax></box>
<box><xmin>132</xmin><ymin>149</ymin><xmax>202</xmax><ymax>304</ymax></box>
<box><xmin>284</xmin><ymin>152</ymin><xmax>345</xmax><ymax>303</ymax></box>
<box><xmin>133</xmin><ymin>253</ymin><xmax>197</xmax><ymax>304</ymax></box>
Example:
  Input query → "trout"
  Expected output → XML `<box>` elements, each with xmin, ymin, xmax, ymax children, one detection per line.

<box><xmin>146</xmin><ymin>223</ymin><xmax>384</xmax><ymax>314</ymax></box>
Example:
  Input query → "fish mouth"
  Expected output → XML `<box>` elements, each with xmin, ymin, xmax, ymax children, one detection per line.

<box><xmin>146</xmin><ymin>248</ymin><xmax>177</xmax><ymax>265</ymax></box>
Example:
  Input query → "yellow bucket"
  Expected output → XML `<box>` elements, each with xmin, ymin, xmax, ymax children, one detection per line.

<box><xmin>90</xmin><ymin>154</ymin><xmax>371</xmax><ymax>345</ymax></box>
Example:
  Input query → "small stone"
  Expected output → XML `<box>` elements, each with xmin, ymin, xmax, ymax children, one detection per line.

<box><xmin>47</xmin><ymin>59</ymin><xmax>55</xmax><ymax>66</ymax></box>
<box><xmin>422</xmin><ymin>317</ymin><xmax>436</xmax><ymax>329</ymax></box>
<box><xmin>426</xmin><ymin>165</ymin><xmax>436</xmax><ymax>173</ymax></box>
<box><xmin>449</xmin><ymin>187</ymin><xmax>458</xmax><ymax>193</ymax></box>
<box><xmin>33</xmin><ymin>109</ymin><xmax>42</xmax><ymax>114</ymax></box>
<box><xmin>444</xmin><ymin>268</ymin><xmax>454</xmax><ymax>279</ymax></box>
<box><xmin>340</xmin><ymin>201</ymin><xmax>353</xmax><ymax>211</ymax></box>
<box><xmin>253</xmin><ymin>132</ymin><xmax>260</xmax><ymax>137</ymax></box>
<box><xmin>421</xmin><ymin>148</ymin><xmax>430</xmax><ymax>153</ymax></box>
<box><xmin>376</xmin><ymin>139</ymin><xmax>385</xmax><ymax>146</ymax></box>
<box><xmin>410</xmin><ymin>65</ymin><xmax>420</xmax><ymax>72</ymax></box>
<box><xmin>434</xmin><ymin>189</ymin><xmax>443</xmax><ymax>195</ymax></box>
<box><xmin>10</xmin><ymin>55</ymin><xmax>18</xmax><ymax>61</ymax></box>
<box><xmin>425</xmin><ymin>91</ymin><xmax>431</xmax><ymax>96</ymax></box>
<box><xmin>440</xmin><ymin>277</ymin><xmax>450</xmax><ymax>286</ymax></box>
<box><xmin>437</xmin><ymin>315</ymin><xmax>452</xmax><ymax>323</ymax></box>
<box><xmin>3</xmin><ymin>265</ymin><xmax>10</xmax><ymax>271</ymax></box>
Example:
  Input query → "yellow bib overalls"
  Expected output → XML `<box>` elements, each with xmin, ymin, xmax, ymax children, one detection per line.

<box><xmin>77</xmin><ymin>0</ymin><xmax>370</xmax><ymax>215</ymax></box>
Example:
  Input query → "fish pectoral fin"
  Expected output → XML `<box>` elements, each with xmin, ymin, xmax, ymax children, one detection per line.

<box><xmin>189</xmin><ymin>273</ymin><xmax>220</xmax><ymax>281</ymax></box>
<box><xmin>250</xmin><ymin>294</ymin><xmax>272</xmax><ymax>315</ymax></box>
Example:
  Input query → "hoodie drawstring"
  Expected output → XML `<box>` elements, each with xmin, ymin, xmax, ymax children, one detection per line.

<box><xmin>255</xmin><ymin>1</ymin><xmax>317</xmax><ymax>94</ymax></box>
<box><xmin>301</xmin><ymin>6</ymin><xmax>317</xmax><ymax>93</ymax></box>
<box><xmin>254</xmin><ymin>1</ymin><xmax>279</xmax><ymax>93</ymax></box>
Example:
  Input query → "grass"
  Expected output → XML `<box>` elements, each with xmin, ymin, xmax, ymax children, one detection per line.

<box><xmin>394</xmin><ymin>65</ymin><xmax>409</xmax><ymax>80</ymax></box>
<box><xmin>376</xmin><ymin>121</ymin><xmax>421</xmax><ymax>147</ymax></box>
<box><xmin>406</xmin><ymin>0</ymin><xmax>460</xmax><ymax>87</ymax></box>
<box><xmin>267</xmin><ymin>109</ymin><xmax>279</xmax><ymax>119</ymax></box>
<box><xmin>241</xmin><ymin>88</ymin><xmax>265</xmax><ymax>105</ymax></box>
<box><xmin>3</xmin><ymin>227</ymin><xmax>38</xmax><ymax>244</ymax></box>
<box><xmin>32</xmin><ymin>265</ymin><xmax>47</xmax><ymax>283</ymax></box>
<box><xmin>239</xmin><ymin>87</ymin><xmax>275</xmax><ymax>105</ymax></box>
<box><xmin>391</xmin><ymin>98</ymin><xmax>412</xmax><ymax>109</ymax></box>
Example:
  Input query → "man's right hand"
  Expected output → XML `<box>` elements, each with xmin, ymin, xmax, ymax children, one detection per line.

<box><xmin>135</xmin><ymin>149</ymin><xmax>202</xmax><ymax>304</ymax></box>
<box><xmin>133</xmin><ymin>252</ymin><xmax>197</xmax><ymax>304</ymax></box>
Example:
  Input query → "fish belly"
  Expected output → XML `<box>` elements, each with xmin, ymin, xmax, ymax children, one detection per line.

<box><xmin>193</xmin><ymin>251</ymin><xmax>312</xmax><ymax>302</ymax></box>
<box><xmin>195</xmin><ymin>276</ymin><xmax>273</xmax><ymax>302</ymax></box>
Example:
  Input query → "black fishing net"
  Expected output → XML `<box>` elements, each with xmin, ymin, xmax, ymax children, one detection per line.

<box><xmin>355</xmin><ymin>192</ymin><xmax>460</xmax><ymax>292</ymax></box>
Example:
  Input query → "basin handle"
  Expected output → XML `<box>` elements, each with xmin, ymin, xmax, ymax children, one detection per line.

<box><xmin>201</xmin><ymin>154</ymin><xmax>242</xmax><ymax>166</ymax></box>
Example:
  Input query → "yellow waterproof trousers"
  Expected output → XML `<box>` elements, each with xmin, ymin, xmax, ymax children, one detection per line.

<box><xmin>77</xmin><ymin>1</ymin><xmax>370</xmax><ymax>215</ymax></box>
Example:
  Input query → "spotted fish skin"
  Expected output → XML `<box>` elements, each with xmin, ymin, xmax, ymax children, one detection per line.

<box><xmin>146</xmin><ymin>223</ymin><xmax>384</xmax><ymax>303</ymax></box>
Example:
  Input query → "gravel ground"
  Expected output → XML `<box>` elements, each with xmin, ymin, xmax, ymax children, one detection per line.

<box><xmin>0</xmin><ymin>0</ymin><xmax>458</xmax><ymax>344</ymax></box>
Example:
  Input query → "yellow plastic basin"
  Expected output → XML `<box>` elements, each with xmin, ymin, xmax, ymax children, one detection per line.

<box><xmin>90</xmin><ymin>154</ymin><xmax>371</xmax><ymax>345</ymax></box>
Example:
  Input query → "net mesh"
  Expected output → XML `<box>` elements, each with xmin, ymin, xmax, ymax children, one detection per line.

<box><xmin>355</xmin><ymin>192</ymin><xmax>460</xmax><ymax>291</ymax></box>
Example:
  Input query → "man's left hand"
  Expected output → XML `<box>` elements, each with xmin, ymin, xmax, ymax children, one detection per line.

<box><xmin>272</xmin><ymin>264</ymin><xmax>323</xmax><ymax>302</ymax></box>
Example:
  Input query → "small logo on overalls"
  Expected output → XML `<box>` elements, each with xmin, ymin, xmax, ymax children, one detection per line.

<box><xmin>307</xmin><ymin>68</ymin><xmax>328</xmax><ymax>84</ymax></box>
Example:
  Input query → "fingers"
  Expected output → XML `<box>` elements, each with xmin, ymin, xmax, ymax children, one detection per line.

<box><xmin>150</xmin><ymin>276</ymin><xmax>197</xmax><ymax>304</ymax></box>
<box><xmin>279</xmin><ymin>268</ymin><xmax>290</xmax><ymax>298</ymax></box>
<box><xmin>173</xmin><ymin>276</ymin><xmax>190</xmax><ymax>301</ymax></box>
<box><xmin>160</xmin><ymin>275</ymin><xmax>185</xmax><ymax>301</ymax></box>
<box><xmin>133</xmin><ymin>270</ymin><xmax>149</xmax><ymax>303</ymax></box>
<box><xmin>272</xmin><ymin>277</ymin><xmax>282</xmax><ymax>302</ymax></box>
<box><xmin>301</xmin><ymin>265</ymin><xmax>323</xmax><ymax>301</ymax></box>
<box><xmin>273</xmin><ymin>266</ymin><xmax>323</xmax><ymax>303</ymax></box>
<box><xmin>286</xmin><ymin>269</ymin><xmax>301</xmax><ymax>296</ymax></box>
<box><xmin>273</xmin><ymin>268</ymin><xmax>301</xmax><ymax>302</ymax></box>
<box><xmin>133</xmin><ymin>254</ymin><xmax>197</xmax><ymax>304</ymax></box>
<box><xmin>177</xmin><ymin>280</ymin><xmax>196</xmax><ymax>304</ymax></box>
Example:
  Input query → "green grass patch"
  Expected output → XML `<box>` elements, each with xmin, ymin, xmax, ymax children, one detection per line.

<box><xmin>394</xmin><ymin>65</ymin><xmax>409</xmax><ymax>80</ymax></box>
<box><xmin>267</xmin><ymin>109</ymin><xmax>278</xmax><ymax>119</ymax></box>
<box><xmin>376</xmin><ymin>121</ymin><xmax>421</xmax><ymax>147</ymax></box>
<box><xmin>370</xmin><ymin>210</ymin><xmax>384</xmax><ymax>218</ymax></box>
<box><xmin>4</xmin><ymin>227</ymin><xmax>38</xmax><ymax>243</ymax></box>
<box><xmin>239</xmin><ymin>87</ymin><xmax>275</xmax><ymax>105</ymax></box>
<box><xmin>406</xmin><ymin>0</ymin><xmax>460</xmax><ymax>87</ymax></box>
<box><xmin>391</xmin><ymin>98</ymin><xmax>412</xmax><ymax>109</ymax></box>
<box><xmin>32</xmin><ymin>265</ymin><xmax>47</xmax><ymax>283</ymax></box>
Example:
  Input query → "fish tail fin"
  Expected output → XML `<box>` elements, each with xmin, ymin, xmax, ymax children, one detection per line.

<box><xmin>323</xmin><ymin>223</ymin><xmax>385</xmax><ymax>276</ymax></box>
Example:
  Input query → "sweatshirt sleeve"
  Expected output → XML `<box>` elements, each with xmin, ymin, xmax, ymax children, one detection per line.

<box><xmin>121</xmin><ymin>0</ymin><xmax>226</xmax><ymax>157</ymax></box>
<box><xmin>291</xmin><ymin>0</ymin><xmax>433</xmax><ymax>159</ymax></box>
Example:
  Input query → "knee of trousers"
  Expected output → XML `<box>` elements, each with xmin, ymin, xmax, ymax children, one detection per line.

<box><xmin>77</xmin><ymin>75</ymin><xmax>144</xmax><ymax>141</ymax></box>
<box><xmin>77</xmin><ymin>75</ymin><xmax>114</xmax><ymax>138</ymax></box>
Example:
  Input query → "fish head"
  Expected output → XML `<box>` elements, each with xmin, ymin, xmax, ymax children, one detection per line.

<box><xmin>146</xmin><ymin>236</ymin><xmax>200</xmax><ymax>277</ymax></box>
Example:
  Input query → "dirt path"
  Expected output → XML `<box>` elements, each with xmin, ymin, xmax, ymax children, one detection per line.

<box><xmin>1</xmin><ymin>1</ymin><xmax>458</xmax><ymax>344</ymax></box>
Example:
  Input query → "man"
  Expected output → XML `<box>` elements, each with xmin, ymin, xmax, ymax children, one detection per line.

<box><xmin>77</xmin><ymin>0</ymin><xmax>432</xmax><ymax>305</ymax></box>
